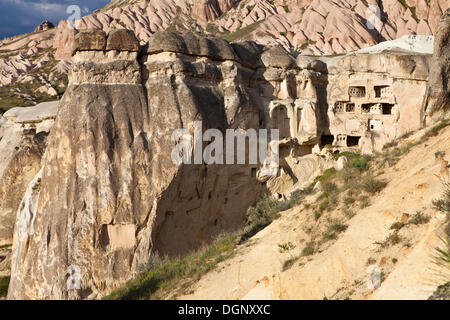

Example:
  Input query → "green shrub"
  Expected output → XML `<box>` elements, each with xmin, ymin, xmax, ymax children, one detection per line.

<box><xmin>139</xmin><ymin>252</ymin><xmax>164</xmax><ymax>273</ymax></box>
<box><xmin>433</xmin><ymin>235</ymin><xmax>450</xmax><ymax>271</ymax></box>
<box><xmin>0</xmin><ymin>276</ymin><xmax>10</xmax><ymax>297</ymax></box>
<box><xmin>282</xmin><ymin>256</ymin><xmax>299</xmax><ymax>271</ymax></box>
<box><xmin>104</xmin><ymin>233</ymin><xmax>239</xmax><ymax>300</ymax></box>
<box><xmin>323</xmin><ymin>182</ymin><xmax>338</xmax><ymax>194</ymax></box>
<box><xmin>322</xmin><ymin>232</ymin><xmax>338</xmax><ymax>242</ymax></box>
<box><xmin>344</xmin><ymin>196</ymin><xmax>356</xmax><ymax>206</ymax></box>
<box><xmin>362</xmin><ymin>175</ymin><xmax>387</xmax><ymax>194</ymax></box>
<box><xmin>314</xmin><ymin>211</ymin><xmax>322</xmax><ymax>220</ymax></box>
<box><xmin>390</xmin><ymin>222</ymin><xmax>406</xmax><ymax>230</ymax></box>
<box><xmin>408</xmin><ymin>212</ymin><xmax>430</xmax><ymax>225</ymax></box>
<box><xmin>301</xmin><ymin>243</ymin><xmax>315</xmax><ymax>256</ymax></box>
<box><xmin>425</xmin><ymin>119</ymin><xmax>449</xmax><ymax>138</ymax></box>
<box><xmin>377</xmin><ymin>233</ymin><xmax>402</xmax><ymax>248</ymax></box>
<box><xmin>359</xmin><ymin>195</ymin><xmax>370</xmax><ymax>208</ymax></box>
<box><xmin>278</xmin><ymin>242</ymin><xmax>296</xmax><ymax>254</ymax></box>
<box><xmin>328</xmin><ymin>223</ymin><xmax>348</xmax><ymax>234</ymax></box>
<box><xmin>241</xmin><ymin>196</ymin><xmax>280</xmax><ymax>241</ymax></box>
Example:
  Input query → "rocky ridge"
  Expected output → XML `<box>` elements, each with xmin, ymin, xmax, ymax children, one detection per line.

<box><xmin>0</xmin><ymin>0</ymin><xmax>447</xmax><ymax>113</ymax></box>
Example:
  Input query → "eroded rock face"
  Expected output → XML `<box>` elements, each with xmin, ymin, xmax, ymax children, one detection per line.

<box><xmin>7</xmin><ymin>29</ymin><xmax>434</xmax><ymax>299</ymax></box>
<box><xmin>51</xmin><ymin>0</ymin><xmax>448</xmax><ymax>59</ymax></box>
<box><xmin>7</xmin><ymin>31</ymin><xmax>270</xmax><ymax>299</ymax></box>
<box><xmin>106</xmin><ymin>29</ymin><xmax>139</xmax><ymax>52</ymax></box>
<box><xmin>322</xmin><ymin>51</ymin><xmax>432</xmax><ymax>153</ymax></box>
<box><xmin>34</xmin><ymin>20</ymin><xmax>55</xmax><ymax>33</ymax></box>
<box><xmin>422</xmin><ymin>9</ymin><xmax>450</xmax><ymax>123</ymax></box>
<box><xmin>72</xmin><ymin>29</ymin><xmax>107</xmax><ymax>55</ymax></box>
<box><xmin>0</xmin><ymin>101</ymin><xmax>58</xmax><ymax>246</ymax></box>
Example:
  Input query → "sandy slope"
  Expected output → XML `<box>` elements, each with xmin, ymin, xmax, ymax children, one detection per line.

<box><xmin>178</xmin><ymin>125</ymin><xmax>450</xmax><ymax>300</ymax></box>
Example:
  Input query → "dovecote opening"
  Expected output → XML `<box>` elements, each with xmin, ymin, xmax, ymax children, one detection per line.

<box><xmin>347</xmin><ymin>136</ymin><xmax>361</xmax><ymax>147</ymax></box>
<box><xmin>345</xmin><ymin>103</ymin><xmax>355</xmax><ymax>113</ymax></box>
<box><xmin>320</xmin><ymin>135</ymin><xmax>334</xmax><ymax>147</ymax></box>
<box><xmin>374</xmin><ymin>85</ymin><xmax>392</xmax><ymax>98</ymax></box>
<box><xmin>382</xmin><ymin>103</ymin><xmax>394</xmax><ymax>115</ymax></box>
<box><xmin>349</xmin><ymin>86</ymin><xmax>366</xmax><ymax>97</ymax></box>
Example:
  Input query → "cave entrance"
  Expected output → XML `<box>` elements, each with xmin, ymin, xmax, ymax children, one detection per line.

<box><xmin>382</xmin><ymin>103</ymin><xmax>394</xmax><ymax>115</ymax></box>
<box><xmin>320</xmin><ymin>135</ymin><xmax>334</xmax><ymax>147</ymax></box>
<box><xmin>347</xmin><ymin>136</ymin><xmax>361</xmax><ymax>147</ymax></box>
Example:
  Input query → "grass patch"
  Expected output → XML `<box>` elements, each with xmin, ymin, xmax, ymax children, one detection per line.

<box><xmin>344</xmin><ymin>196</ymin><xmax>356</xmax><ymax>205</ymax></box>
<box><xmin>241</xmin><ymin>189</ymin><xmax>306</xmax><ymax>242</ymax></box>
<box><xmin>301</xmin><ymin>243</ymin><xmax>315</xmax><ymax>256</ymax></box>
<box><xmin>106</xmin><ymin>188</ymin><xmax>310</xmax><ymax>299</ymax></box>
<box><xmin>408</xmin><ymin>212</ymin><xmax>430</xmax><ymax>225</ymax></box>
<box><xmin>424</xmin><ymin>119</ymin><xmax>450</xmax><ymax>139</ymax></box>
<box><xmin>361</xmin><ymin>175</ymin><xmax>388</xmax><ymax>194</ymax></box>
<box><xmin>390</xmin><ymin>222</ymin><xmax>406</xmax><ymax>230</ymax></box>
<box><xmin>377</xmin><ymin>233</ymin><xmax>402</xmax><ymax>248</ymax></box>
<box><xmin>0</xmin><ymin>243</ymin><xmax>12</xmax><ymax>249</ymax></box>
<box><xmin>328</xmin><ymin>223</ymin><xmax>348</xmax><ymax>233</ymax></box>
<box><xmin>282</xmin><ymin>256</ymin><xmax>299</xmax><ymax>271</ymax></box>
<box><xmin>358</xmin><ymin>195</ymin><xmax>370</xmax><ymax>208</ymax></box>
<box><xmin>104</xmin><ymin>233</ymin><xmax>239</xmax><ymax>300</ymax></box>
<box><xmin>0</xmin><ymin>276</ymin><xmax>10</xmax><ymax>297</ymax></box>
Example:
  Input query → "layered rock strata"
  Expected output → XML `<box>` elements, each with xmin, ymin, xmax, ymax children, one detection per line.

<box><xmin>7</xmin><ymin>28</ymin><xmax>433</xmax><ymax>299</ymax></box>
<box><xmin>422</xmin><ymin>8</ymin><xmax>450</xmax><ymax>123</ymax></box>
<box><xmin>0</xmin><ymin>101</ymin><xmax>58</xmax><ymax>246</ymax></box>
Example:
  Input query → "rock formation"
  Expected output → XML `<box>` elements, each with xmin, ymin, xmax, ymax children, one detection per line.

<box><xmin>0</xmin><ymin>0</ymin><xmax>448</xmax><ymax>301</ymax></box>
<box><xmin>51</xmin><ymin>0</ymin><xmax>449</xmax><ymax>59</ymax></box>
<box><xmin>7</xmin><ymin>30</ymin><xmax>266</xmax><ymax>299</ymax></box>
<box><xmin>0</xmin><ymin>102</ymin><xmax>58</xmax><ymax>246</ymax></box>
<box><xmin>323</xmin><ymin>51</ymin><xmax>431</xmax><ymax>153</ymax></box>
<box><xmin>5</xmin><ymin>26</ymin><xmax>437</xmax><ymax>299</ymax></box>
<box><xmin>34</xmin><ymin>20</ymin><xmax>55</xmax><ymax>33</ymax></box>
<box><xmin>422</xmin><ymin>8</ymin><xmax>450</xmax><ymax>124</ymax></box>
<box><xmin>192</xmin><ymin>0</ymin><xmax>236</xmax><ymax>23</ymax></box>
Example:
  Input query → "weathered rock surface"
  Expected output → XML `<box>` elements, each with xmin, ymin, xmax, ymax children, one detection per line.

<box><xmin>51</xmin><ymin>0</ymin><xmax>448</xmax><ymax>60</ymax></box>
<box><xmin>0</xmin><ymin>101</ymin><xmax>59</xmax><ymax>246</ymax></box>
<box><xmin>192</xmin><ymin>0</ymin><xmax>235</xmax><ymax>23</ymax></box>
<box><xmin>322</xmin><ymin>51</ymin><xmax>432</xmax><ymax>153</ymax></box>
<box><xmin>34</xmin><ymin>20</ymin><xmax>55</xmax><ymax>33</ymax></box>
<box><xmin>106</xmin><ymin>29</ymin><xmax>139</xmax><ymax>52</ymax></box>
<box><xmin>4</xmin><ymin>26</ymin><xmax>439</xmax><ymax>300</ymax></box>
<box><xmin>422</xmin><ymin>9</ymin><xmax>450</xmax><ymax>123</ymax></box>
<box><xmin>260</xmin><ymin>46</ymin><xmax>296</xmax><ymax>69</ymax></box>
<box><xmin>8</xmin><ymin>31</ymin><xmax>273</xmax><ymax>299</ymax></box>
<box><xmin>72</xmin><ymin>29</ymin><xmax>107</xmax><ymax>55</ymax></box>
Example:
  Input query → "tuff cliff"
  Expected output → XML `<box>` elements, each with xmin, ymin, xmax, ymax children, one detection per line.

<box><xmin>3</xmin><ymin>3</ymin><xmax>450</xmax><ymax>299</ymax></box>
<box><xmin>4</xmin><ymin>24</ymin><xmax>439</xmax><ymax>298</ymax></box>
<box><xmin>0</xmin><ymin>101</ymin><xmax>58</xmax><ymax>245</ymax></box>
<box><xmin>422</xmin><ymin>8</ymin><xmax>450</xmax><ymax>123</ymax></box>
<box><xmin>5</xmin><ymin>30</ymin><xmax>316</xmax><ymax>299</ymax></box>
